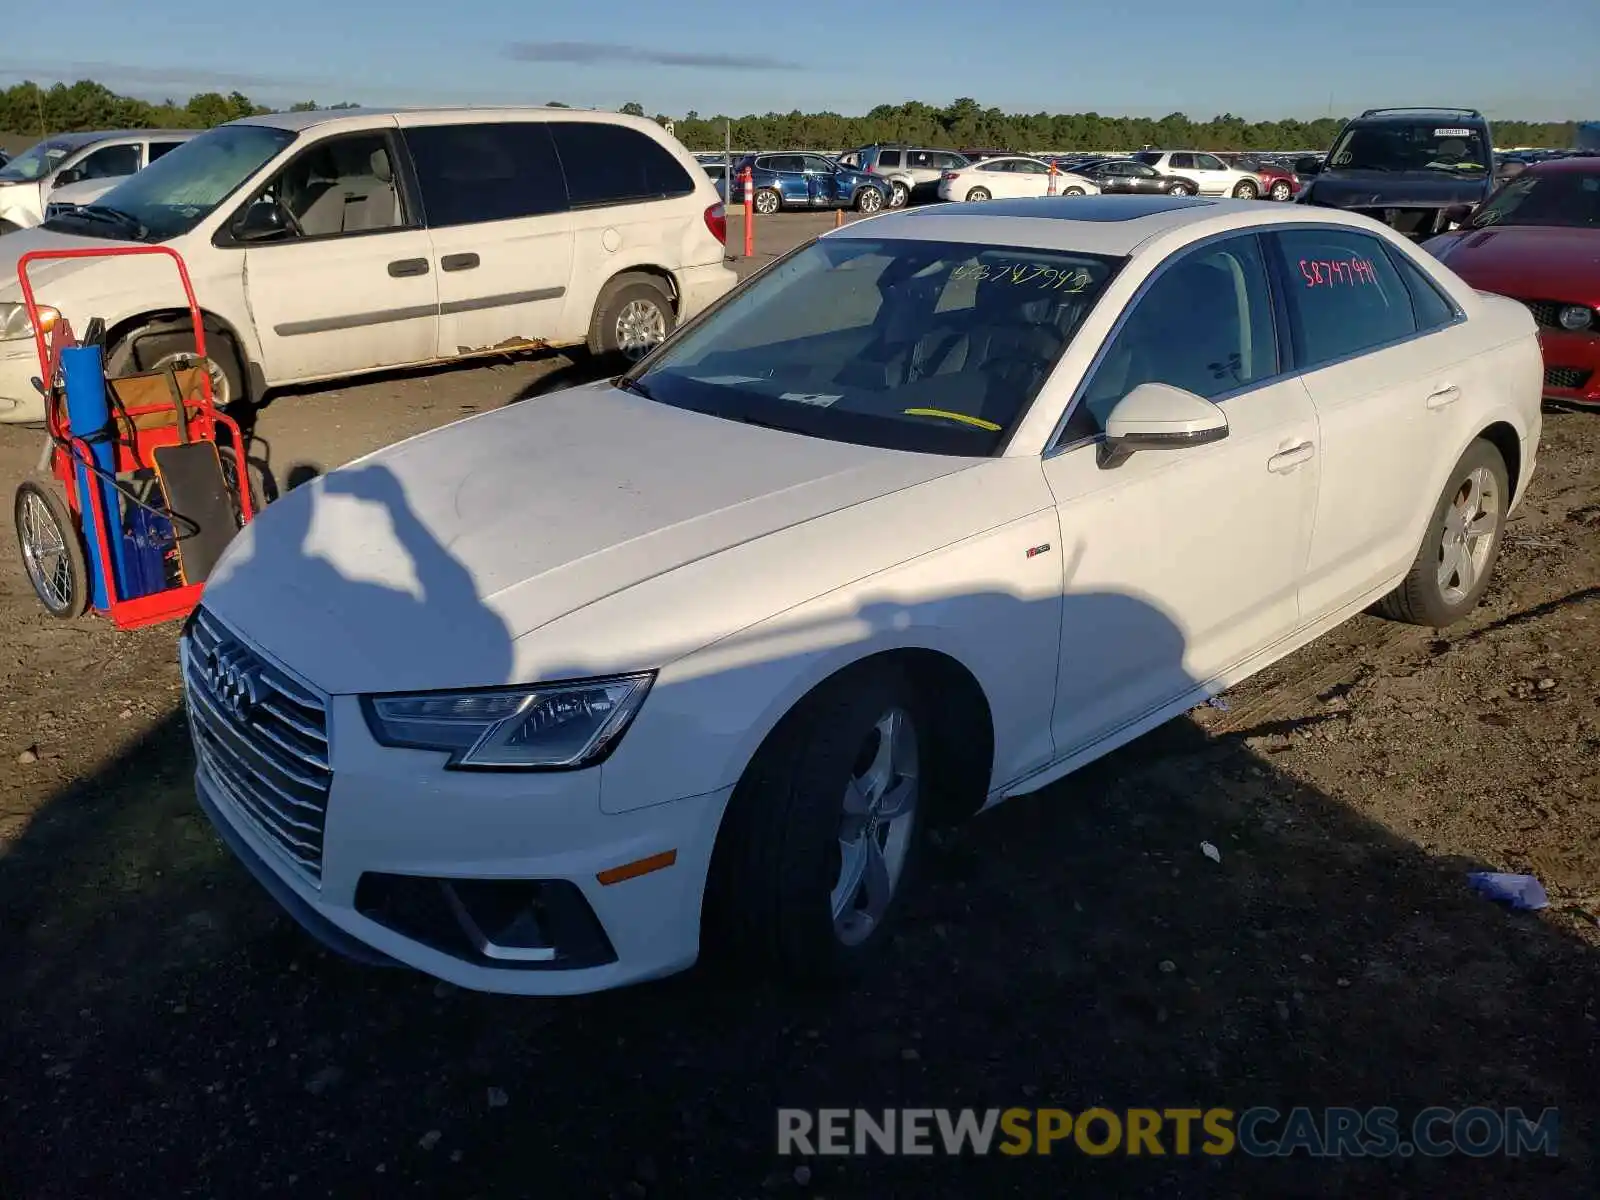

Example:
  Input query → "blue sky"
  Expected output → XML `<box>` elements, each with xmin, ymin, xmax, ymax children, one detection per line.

<box><xmin>2</xmin><ymin>0</ymin><xmax>1594</xmax><ymax>122</ymax></box>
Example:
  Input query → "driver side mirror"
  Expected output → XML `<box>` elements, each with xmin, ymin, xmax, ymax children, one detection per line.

<box><xmin>233</xmin><ymin>197</ymin><xmax>291</xmax><ymax>242</ymax></box>
<box><xmin>1098</xmin><ymin>382</ymin><xmax>1229</xmax><ymax>470</ymax></box>
<box><xmin>1294</xmin><ymin>156</ymin><xmax>1323</xmax><ymax>177</ymax></box>
<box><xmin>53</xmin><ymin>167</ymin><xmax>82</xmax><ymax>187</ymax></box>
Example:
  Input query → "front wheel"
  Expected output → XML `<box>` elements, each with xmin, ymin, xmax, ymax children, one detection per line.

<box><xmin>965</xmin><ymin>186</ymin><xmax>991</xmax><ymax>202</ymax></box>
<box><xmin>1167</xmin><ymin>181</ymin><xmax>1195</xmax><ymax>196</ymax></box>
<box><xmin>1232</xmin><ymin>179</ymin><xmax>1260</xmax><ymax>199</ymax></box>
<box><xmin>705</xmin><ymin>665</ymin><xmax>928</xmax><ymax>981</ymax></box>
<box><xmin>1270</xmin><ymin>180</ymin><xmax>1293</xmax><ymax>201</ymax></box>
<box><xmin>1378</xmin><ymin>439</ymin><xmax>1509</xmax><ymax>627</ymax></box>
<box><xmin>855</xmin><ymin>187</ymin><xmax>884</xmax><ymax>213</ymax></box>
<box><xmin>106</xmin><ymin>323</ymin><xmax>247</xmax><ymax>412</ymax></box>
<box><xmin>14</xmin><ymin>480</ymin><xmax>89</xmax><ymax>619</ymax></box>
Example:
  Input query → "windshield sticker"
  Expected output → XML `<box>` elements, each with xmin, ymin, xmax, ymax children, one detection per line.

<box><xmin>1299</xmin><ymin>257</ymin><xmax>1378</xmax><ymax>288</ymax></box>
<box><xmin>949</xmin><ymin>262</ymin><xmax>1095</xmax><ymax>291</ymax></box>
<box><xmin>780</xmin><ymin>392</ymin><xmax>844</xmax><ymax>407</ymax></box>
<box><xmin>690</xmin><ymin>374</ymin><xmax>767</xmax><ymax>386</ymax></box>
<box><xmin>1434</xmin><ymin>128</ymin><xmax>1474</xmax><ymax>138</ymax></box>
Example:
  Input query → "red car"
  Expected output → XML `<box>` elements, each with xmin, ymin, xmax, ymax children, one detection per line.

<box><xmin>1424</xmin><ymin>158</ymin><xmax>1600</xmax><ymax>407</ymax></box>
<box><xmin>1230</xmin><ymin>155</ymin><xmax>1300</xmax><ymax>201</ymax></box>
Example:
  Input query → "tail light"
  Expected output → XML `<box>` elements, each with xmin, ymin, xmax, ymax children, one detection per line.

<box><xmin>704</xmin><ymin>202</ymin><xmax>727</xmax><ymax>245</ymax></box>
<box><xmin>941</xmin><ymin>171</ymin><xmax>959</xmax><ymax>181</ymax></box>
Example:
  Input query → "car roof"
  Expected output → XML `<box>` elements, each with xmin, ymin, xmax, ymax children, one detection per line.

<box><xmin>1526</xmin><ymin>157</ymin><xmax>1600</xmax><ymax>175</ymax></box>
<box><xmin>1349</xmin><ymin>109</ymin><xmax>1487</xmax><ymax>126</ymax></box>
<box><xmin>233</xmin><ymin>105</ymin><xmax>656</xmax><ymax>133</ymax></box>
<box><xmin>37</xmin><ymin>128</ymin><xmax>194</xmax><ymax>148</ymax></box>
<box><xmin>829</xmin><ymin>195</ymin><xmax>1410</xmax><ymax>257</ymax></box>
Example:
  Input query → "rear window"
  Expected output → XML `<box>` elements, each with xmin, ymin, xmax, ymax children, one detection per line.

<box><xmin>549</xmin><ymin>121</ymin><xmax>696</xmax><ymax>207</ymax></box>
<box><xmin>628</xmin><ymin>237</ymin><xmax>1124</xmax><ymax>457</ymax></box>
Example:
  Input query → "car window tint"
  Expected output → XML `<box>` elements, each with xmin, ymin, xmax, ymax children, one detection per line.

<box><xmin>1169</xmin><ymin>153</ymin><xmax>1195</xmax><ymax>170</ymax></box>
<box><xmin>255</xmin><ymin>132</ymin><xmax>409</xmax><ymax>238</ymax></box>
<box><xmin>74</xmin><ymin>143</ymin><xmax>140</xmax><ymax>179</ymax></box>
<box><xmin>404</xmin><ymin>123</ymin><xmax>566</xmax><ymax>227</ymax></box>
<box><xmin>979</xmin><ymin>161</ymin><xmax>1009</xmax><ymax>172</ymax></box>
<box><xmin>148</xmin><ymin>141</ymin><xmax>185</xmax><ymax>163</ymax></box>
<box><xmin>877</xmin><ymin>150</ymin><xmax>902</xmax><ymax>168</ymax></box>
<box><xmin>1196</xmin><ymin>154</ymin><xmax>1225</xmax><ymax>170</ymax></box>
<box><xmin>769</xmin><ymin>154</ymin><xmax>805</xmax><ymax>173</ymax></box>
<box><xmin>1384</xmin><ymin>244</ymin><xmax>1458</xmax><ymax>331</ymax></box>
<box><xmin>550</xmin><ymin>121</ymin><xmax>695</xmax><ymax>207</ymax></box>
<box><xmin>1270</xmin><ymin>228</ymin><xmax>1417</xmax><ymax>366</ymax></box>
<box><xmin>1079</xmin><ymin>234</ymin><xmax>1278</xmax><ymax>431</ymax></box>
<box><xmin>801</xmin><ymin>155</ymin><xmax>835</xmax><ymax>174</ymax></box>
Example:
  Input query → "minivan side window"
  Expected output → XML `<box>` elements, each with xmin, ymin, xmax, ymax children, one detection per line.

<box><xmin>1268</xmin><ymin>228</ymin><xmax>1417</xmax><ymax>367</ymax></box>
<box><xmin>549</xmin><ymin>122</ymin><xmax>696</xmax><ymax>208</ymax></box>
<box><xmin>245</xmin><ymin>132</ymin><xmax>409</xmax><ymax>239</ymax></box>
<box><xmin>404</xmin><ymin>123</ymin><xmax>566</xmax><ymax>227</ymax></box>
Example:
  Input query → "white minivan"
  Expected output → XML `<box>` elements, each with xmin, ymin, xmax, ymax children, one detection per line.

<box><xmin>0</xmin><ymin>107</ymin><xmax>736</xmax><ymax>423</ymax></box>
<box><xmin>0</xmin><ymin>129</ymin><xmax>195</xmax><ymax>233</ymax></box>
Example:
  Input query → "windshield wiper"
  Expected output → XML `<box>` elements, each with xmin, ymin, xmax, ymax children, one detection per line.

<box><xmin>614</xmin><ymin>375</ymin><xmax>655</xmax><ymax>400</ymax></box>
<box><xmin>69</xmin><ymin>205</ymin><xmax>148</xmax><ymax>239</ymax></box>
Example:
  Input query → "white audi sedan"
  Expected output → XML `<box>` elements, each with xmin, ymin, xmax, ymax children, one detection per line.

<box><xmin>937</xmin><ymin>155</ymin><xmax>1101</xmax><ymax>203</ymax></box>
<box><xmin>186</xmin><ymin>196</ymin><xmax>1541</xmax><ymax>995</ymax></box>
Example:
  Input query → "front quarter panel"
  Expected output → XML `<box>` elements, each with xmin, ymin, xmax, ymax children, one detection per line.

<box><xmin>597</xmin><ymin>457</ymin><xmax>1063</xmax><ymax>811</ymax></box>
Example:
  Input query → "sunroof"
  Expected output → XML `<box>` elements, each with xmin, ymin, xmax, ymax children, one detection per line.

<box><xmin>925</xmin><ymin>195</ymin><xmax>1217</xmax><ymax>222</ymax></box>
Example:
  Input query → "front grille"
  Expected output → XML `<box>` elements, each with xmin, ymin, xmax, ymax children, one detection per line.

<box><xmin>1524</xmin><ymin>300</ymin><xmax>1561</xmax><ymax>329</ymax></box>
<box><xmin>1545</xmin><ymin>365</ymin><xmax>1594</xmax><ymax>391</ymax></box>
<box><xmin>183</xmin><ymin>607</ymin><xmax>332</xmax><ymax>883</ymax></box>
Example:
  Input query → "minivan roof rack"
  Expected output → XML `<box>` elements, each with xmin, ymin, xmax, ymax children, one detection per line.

<box><xmin>1359</xmin><ymin>107</ymin><xmax>1482</xmax><ymax>119</ymax></box>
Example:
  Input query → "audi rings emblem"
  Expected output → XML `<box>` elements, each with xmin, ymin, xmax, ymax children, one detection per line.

<box><xmin>203</xmin><ymin>646</ymin><xmax>262</xmax><ymax>723</ymax></box>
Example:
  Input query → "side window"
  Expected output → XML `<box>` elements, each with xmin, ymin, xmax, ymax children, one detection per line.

<box><xmin>1169</xmin><ymin>153</ymin><xmax>1196</xmax><ymax>171</ymax></box>
<box><xmin>877</xmin><ymin>150</ymin><xmax>902</xmax><ymax>169</ymax></box>
<box><xmin>1016</xmin><ymin>160</ymin><xmax>1049</xmax><ymax>174</ymax></box>
<box><xmin>251</xmin><ymin>132</ymin><xmax>409</xmax><ymax>238</ymax></box>
<box><xmin>979</xmin><ymin>160</ymin><xmax>1009</xmax><ymax>172</ymax></box>
<box><xmin>1077</xmin><ymin>235</ymin><xmax>1279</xmax><ymax>433</ymax></box>
<box><xmin>767</xmin><ymin>154</ymin><xmax>804</xmax><ymax>173</ymax></box>
<box><xmin>935</xmin><ymin>153</ymin><xmax>963</xmax><ymax>170</ymax></box>
<box><xmin>404</xmin><ymin>123</ymin><xmax>565</xmax><ymax>228</ymax></box>
<box><xmin>801</xmin><ymin>155</ymin><xmax>835</xmax><ymax>174</ymax></box>
<box><xmin>551</xmin><ymin>122</ymin><xmax>696</xmax><ymax>206</ymax></box>
<box><xmin>907</xmin><ymin>150</ymin><xmax>933</xmax><ymax>169</ymax></box>
<box><xmin>72</xmin><ymin>143</ymin><xmax>140</xmax><ymax>180</ymax></box>
<box><xmin>147</xmin><ymin>141</ymin><xmax>185</xmax><ymax>163</ymax></box>
<box><xmin>1269</xmin><ymin>228</ymin><xmax>1418</xmax><ymax>367</ymax></box>
<box><xmin>1196</xmin><ymin>154</ymin><xmax>1226</xmax><ymax>170</ymax></box>
<box><xmin>1384</xmin><ymin>245</ymin><xmax>1459</xmax><ymax>332</ymax></box>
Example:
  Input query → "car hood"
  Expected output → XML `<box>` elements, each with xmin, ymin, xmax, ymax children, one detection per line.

<box><xmin>1302</xmin><ymin>170</ymin><xmax>1490</xmax><ymax>208</ymax></box>
<box><xmin>0</xmin><ymin>224</ymin><xmax>145</xmax><ymax>300</ymax></box>
<box><xmin>1424</xmin><ymin>225</ymin><xmax>1600</xmax><ymax>304</ymax></box>
<box><xmin>201</xmin><ymin>382</ymin><xmax>978</xmax><ymax>694</ymax></box>
<box><xmin>45</xmin><ymin>178</ymin><xmax>120</xmax><ymax>206</ymax></box>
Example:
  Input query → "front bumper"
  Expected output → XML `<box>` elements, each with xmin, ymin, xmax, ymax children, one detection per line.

<box><xmin>0</xmin><ymin>338</ymin><xmax>45</xmax><ymax>424</ymax></box>
<box><xmin>1537</xmin><ymin>329</ymin><xmax>1600</xmax><ymax>405</ymax></box>
<box><xmin>184</xmin><ymin>629</ymin><xmax>733</xmax><ymax>995</ymax></box>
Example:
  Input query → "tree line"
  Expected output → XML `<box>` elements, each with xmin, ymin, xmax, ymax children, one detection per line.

<box><xmin>1</xmin><ymin>80</ymin><xmax>1583</xmax><ymax>153</ymax></box>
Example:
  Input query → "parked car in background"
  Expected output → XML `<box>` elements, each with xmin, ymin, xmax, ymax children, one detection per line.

<box><xmin>183</xmin><ymin>195</ymin><xmax>1540</xmax><ymax>994</ymax></box>
<box><xmin>0</xmin><ymin>107</ymin><xmax>735</xmax><ymax>424</ymax></box>
<box><xmin>1130</xmin><ymin>151</ymin><xmax>1263</xmax><ymax>198</ymax></box>
<box><xmin>959</xmin><ymin>148</ymin><xmax>1011</xmax><ymax>163</ymax></box>
<box><xmin>41</xmin><ymin>131</ymin><xmax>201</xmax><ymax>223</ymax></box>
<box><xmin>702</xmin><ymin>161</ymin><xmax>729</xmax><ymax>201</ymax></box>
<box><xmin>1070</xmin><ymin>157</ymin><xmax>1194</xmax><ymax>195</ymax></box>
<box><xmin>937</xmin><ymin>156</ymin><xmax>1100</xmax><ymax>202</ymax></box>
<box><xmin>1228</xmin><ymin>155</ymin><xmax>1300</xmax><ymax>201</ymax></box>
<box><xmin>731</xmin><ymin>153</ymin><xmax>890</xmax><ymax>215</ymax></box>
<box><xmin>0</xmin><ymin>129</ymin><xmax>193</xmax><ymax>233</ymax></box>
<box><xmin>851</xmin><ymin>145</ymin><xmax>970</xmax><ymax>207</ymax></box>
<box><xmin>1295</xmin><ymin>107</ymin><xmax>1497</xmax><ymax>239</ymax></box>
<box><xmin>1423</xmin><ymin>157</ymin><xmax>1600</xmax><ymax>407</ymax></box>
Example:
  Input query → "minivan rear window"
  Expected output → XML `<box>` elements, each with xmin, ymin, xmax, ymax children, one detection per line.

<box><xmin>404</xmin><ymin>122</ymin><xmax>567</xmax><ymax>226</ymax></box>
<box><xmin>550</xmin><ymin>122</ymin><xmax>696</xmax><ymax>208</ymax></box>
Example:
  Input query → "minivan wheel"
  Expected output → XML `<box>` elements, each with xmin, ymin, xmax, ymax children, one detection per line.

<box><xmin>107</xmin><ymin>322</ymin><xmax>246</xmax><ymax>412</ymax></box>
<box><xmin>705</xmin><ymin>664</ymin><xmax>928</xmax><ymax>982</ymax></box>
<box><xmin>1378</xmin><ymin>439</ymin><xmax>1509</xmax><ymax>627</ymax></box>
<box><xmin>1232</xmin><ymin>178</ymin><xmax>1260</xmax><ymax>199</ymax></box>
<box><xmin>856</xmin><ymin>187</ymin><xmax>884</xmax><ymax>213</ymax></box>
<box><xmin>588</xmin><ymin>276</ymin><xmax>676</xmax><ymax>361</ymax></box>
<box><xmin>753</xmin><ymin>188</ymin><xmax>781</xmax><ymax>216</ymax></box>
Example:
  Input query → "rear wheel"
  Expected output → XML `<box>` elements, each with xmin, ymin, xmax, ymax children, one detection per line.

<box><xmin>705</xmin><ymin>665</ymin><xmax>928</xmax><ymax>981</ymax></box>
<box><xmin>1378</xmin><ymin>439</ymin><xmax>1509</xmax><ymax>627</ymax></box>
<box><xmin>965</xmin><ymin>186</ymin><xmax>991</xmax><ymax>202</ymax></box>
<box><xmin>888</xmin><ymin>181</ymin><xmax>910</xmax><ymax>208</ymax></box>
<box><xmin>753</xmin><ymin>188</ymin><xmax>781</xmax><ymax>216</ymax></box>
<box><xmin>587</xmin><ymin>276</ymin><xmax>676</xmax><ymax>361</ymax></box>
<box><xmin>855</xmin><ymin>187</ymin><xmax>884</xmax><ymax>213</ymax></box>
<box><xmin>1232</xmin><ymin>179</ymin><xmax>1260</xmax><ymax>199</ymax></box>
<box><xmin>1167</xmin><ymin>181</ymin><xmax>1195</xmax><ymax>196</ymax></box>
<box><xmin>1063</xmin><ymin>186</ymin><xmax>1085</xmax><ymax>197</ymax></box>
<box><xmin>14</xmin><ymin>480</ymin><xmax>89</xmax><ymax>619</ymax></box>
<box><xmin>1270</xmin><ymin>180</ymin><xmax>1293</xmax><ymax>201</ymax></box>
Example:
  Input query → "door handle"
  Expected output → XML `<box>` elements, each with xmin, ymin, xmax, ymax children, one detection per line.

<box><xmin>387</xmin><ymin>258</ymin><xmax>429</xmax><ymax>278</ymax></box>
<box><xmin>1267</xmin><ymin>441</ymin><xmax>1315</xmax><ymax>473</ymax></box>
<box><xmin>1426</xmin><ymin>384</ymin><xmax>1461</xmax><ymax>409</ymax></box>
<box><xmin>440</xmin><ymin>252</ymin><xmax>480</xmax><ymax>272</ymax></box>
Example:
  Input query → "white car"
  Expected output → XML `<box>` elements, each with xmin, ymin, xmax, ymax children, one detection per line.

<box><xmin>40</xmin><ymin>133</ymin><xmax>201</xmax><ymax>223</ymax></box>
<box><xmin>0</xmin><ymin>129</ymin><xmax>193</xmax><ymax>233</ymax></box>
<box><xmin>0</xmin><ymin>107</ymin><xmax>735</xmax><ymax>423</ymax></box>
<box><xmin>937</xmin><ymin>156</ymin><xmax>1101</xmax><ymax>203</ymax></box>
<box><xmin>182</xmin><ymin>196</ymin><xmax>1540</xmax><ymax>995</ymax></box>
<box><xmin>1129</xmin><ymin>151</ymin><xmax>1264</xmax><ymax>198</ymax></box>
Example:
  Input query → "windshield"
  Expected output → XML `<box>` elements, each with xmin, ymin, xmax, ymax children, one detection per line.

<box><xmin>627</xmin><ymin>237</ymin><xmax>1124</xmax><ymax>456</ymax></box>
<box><xmin>0</xmin><ymin>138</ymin><xmax>76</xmax><ymax>183</ymax></box>
<box><xmin>1470</xmin><ymin>169</ymin><xmax>1600</xmax><ymax>229</ymax></box>
<box><xmin>1327</xmin><ymin>122</ymin><xmax>1489</xmax><ymax>175</ymax></box>
<box><xmin>41</xmin><ymin>123</ymin><xmax>296</xmax><ymax>242</ymax></box>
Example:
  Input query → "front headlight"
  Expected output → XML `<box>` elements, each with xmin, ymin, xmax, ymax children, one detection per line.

<box><xmin>1558</xmin><ymin>305</ymin><xmax>1593</xmax><ymax>331</ymax></box>
<box><xmin>0</xmin><ymin>301</ymin><xmax>60</xmax><ymax>342</ymax></box>
<box><xmin>362</xmin><ymin>673</ymin><xmax>655</xmax><ymax>770</ymax></box>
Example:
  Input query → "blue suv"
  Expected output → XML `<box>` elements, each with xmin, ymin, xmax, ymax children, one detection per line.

<box><xmin>732</xmin><ymin>153</ymin><xmax>891</xmax><ymax>215</ymax></box>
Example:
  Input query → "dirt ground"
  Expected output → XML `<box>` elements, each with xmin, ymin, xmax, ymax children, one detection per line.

<box><xmin>0</xmin><ymin>212</ymin><xmax>1597</xmax><ymax>1198</ymax></box>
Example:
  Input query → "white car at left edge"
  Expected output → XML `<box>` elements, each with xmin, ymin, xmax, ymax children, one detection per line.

<box><xmin>182</xmin><ymin>195</ymin><xmax>1541</xmax><ymax>996</ymax></box>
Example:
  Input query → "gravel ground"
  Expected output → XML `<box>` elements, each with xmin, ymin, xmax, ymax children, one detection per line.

<box><xmin>1</xmin><ymin>212</ymin><xmax>1597</xmax><ymax>1198</ymax></box>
